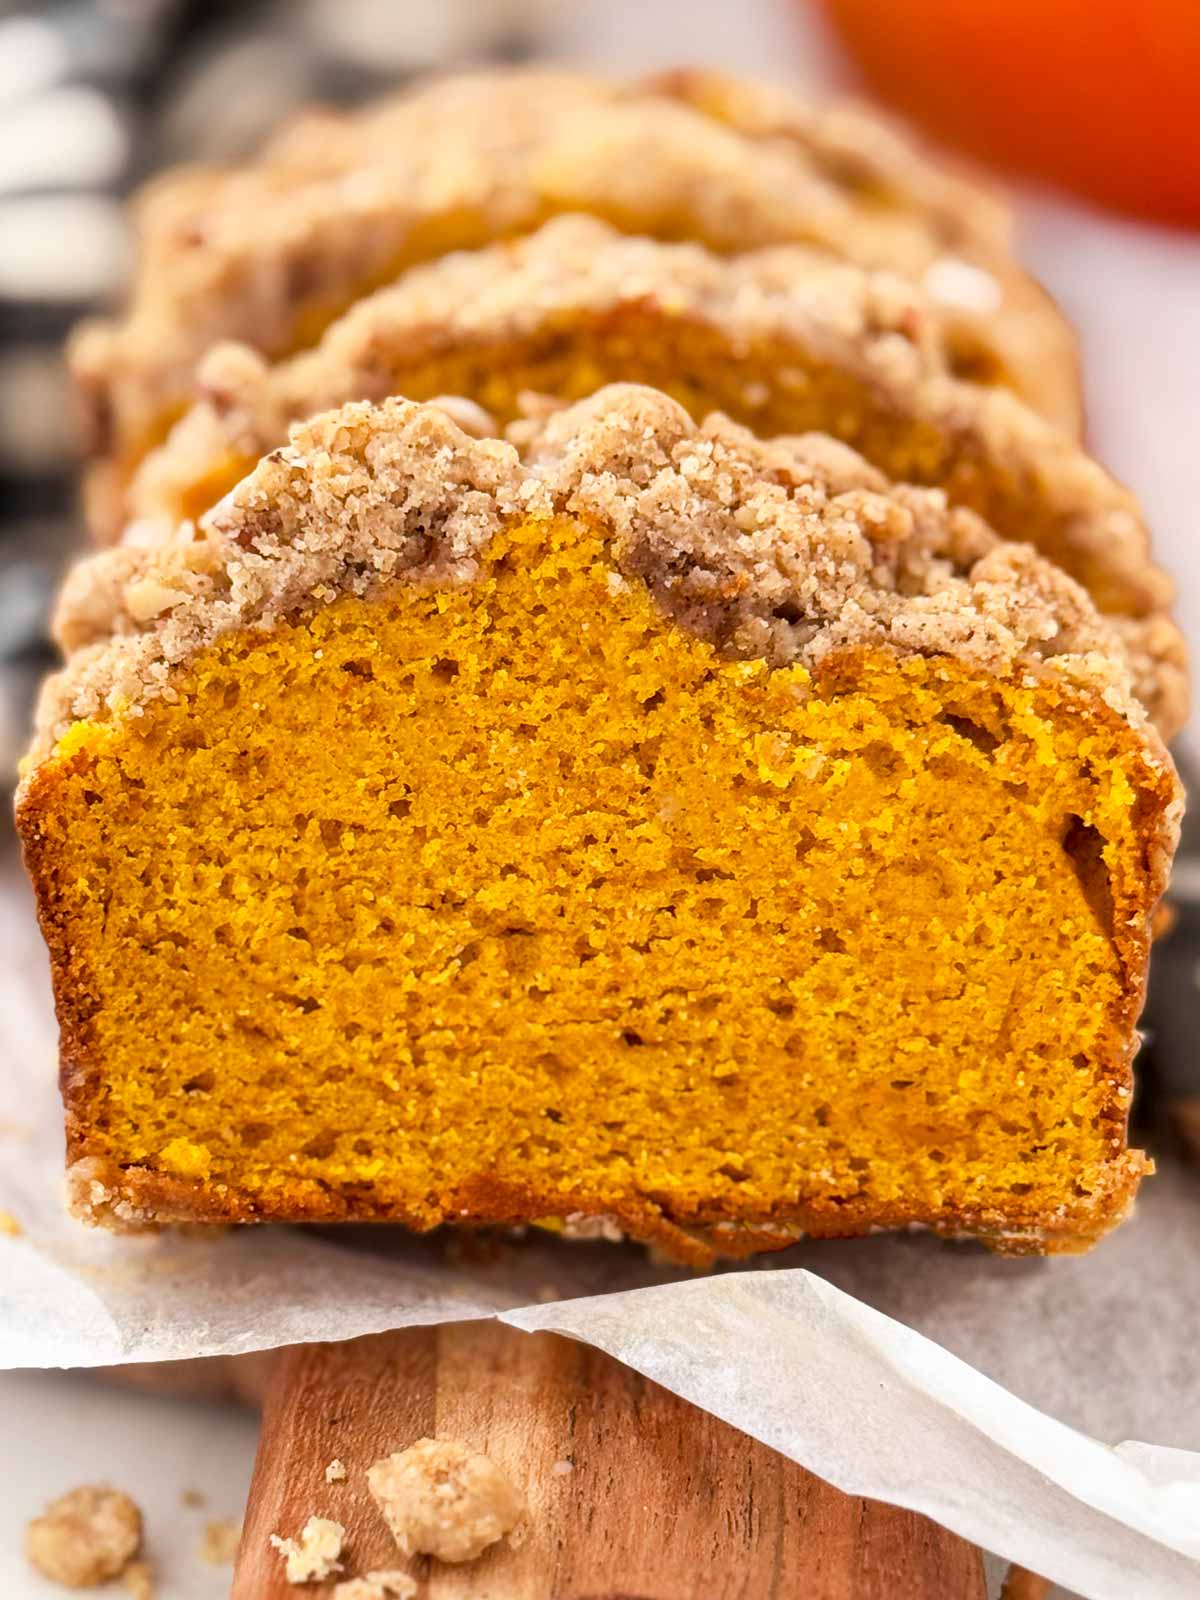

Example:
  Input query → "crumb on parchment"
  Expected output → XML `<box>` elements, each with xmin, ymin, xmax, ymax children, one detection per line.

<box><xmin>180</xmin><ymin>1487</ymin><xmax>206</xmax><ymax>1509</ymax></box>
<box><xmin>269</xmin><ymin>1515</ymin><xmax>344</xmax><ymax>1582</ymax></box>
<box><xmin>333</xmin><ymin>1572</ymin><xmax>417</xmax><ymax>1600</ymax></box>
<box><xmin>325</xmin><ymin>1458</ymin><xmax>348</xmax><ymax>1483</ymax></box>
<box><xmin>198</xmin><ymin>1517</ymin><xmax>241</xmax><ymax>1564</ymax></box>
<box><xmin>0</xmin><ymin>1210</ymin><xmax>23</xmax><ymax>1236</ymax></box>
<box><xmin>25</xmin><ymin>1484</ymin><xmax>142</xmax><ymax>1588</ymax></box>
<box><xmin>367</xmin><ymin>1438</ymin><xmax>527</xmax><ymax>1564</ymax></box>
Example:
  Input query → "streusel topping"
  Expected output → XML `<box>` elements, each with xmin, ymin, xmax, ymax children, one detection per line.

<box><xmin>120</xmin><ymin>215</ymin><xmax>1174</xmax><ymax>725</ymax></box>
<box><xmin>72</xmin><ymin>65</ymin><xmax>1078</xmax><ymax>533</ymax></box>
<box><xmin>29</xmin><ymin>386</ymin><xmax>1154</xmax><ymax>783</ymax></box>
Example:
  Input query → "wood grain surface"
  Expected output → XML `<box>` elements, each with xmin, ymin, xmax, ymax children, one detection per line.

<box><xmin>233</xmin><ymin>1320</ymin><xmax>988</xmax><ymax>1599</ymax></box>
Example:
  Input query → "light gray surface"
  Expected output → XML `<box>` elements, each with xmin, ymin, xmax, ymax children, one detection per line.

<box><xmin>0</xmin><ymin>1369</ymin><xmax>255</xmax><ymax>1598</ymax></box>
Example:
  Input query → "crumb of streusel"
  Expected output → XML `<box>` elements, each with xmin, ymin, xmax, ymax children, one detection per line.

<box><xmin>325</xmin><ymin>1459</ymin><xmax>347</xmax><ymax>1483</ymax></box>
<box><xmin>25</xmin><ymin>1485</ymin><xmax>142</xmax><ymax>1588</ymax></box>
<box><xmin>198</xmin><ymin>1517</ymin><xmax>241</xmax><ymax>1564</ymax></box>
<box><xmin>333</xmin><ymin>1572</ymin><xmax>418</xmax><ymax>1600</ymax></box>
<box><xmin>367</xmin><ymin>1438</ymin><xmax>527</xmax><ymax>1564</ymax></box>
<box><xmin>180</xmin><ymin>1488</ymin><xmax>206</xmax><ymax>1509</ymax></box>
<box><xmin>269</xmin><ymin>1515</ymin><xmax>344</xmax><ymax>1582</ymax></box>
<box><xmin>123</xmin><ymin>1557</ymin><xmax>155</xmax><ymax>1598</ymax></box>
<box><xmin>0</xmin><ymin>1209</ymin><xmax>23</xmax><ymax>1236</ymax></box>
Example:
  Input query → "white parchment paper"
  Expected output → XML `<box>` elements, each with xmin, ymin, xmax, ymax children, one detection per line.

<box><xmin>2</xmin><ymin>869</ymin><xmax>1199</xmax><ymax>1599</ymax></box>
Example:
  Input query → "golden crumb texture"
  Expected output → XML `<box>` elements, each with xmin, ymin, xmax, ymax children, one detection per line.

<box><xmin>17</xmin><ymin>389</ymin><xmax>1182</xmax><ymax>1262</ymax></box>
<box><xmin>269</xmin><ymin>1515</ymin><xmax>345</xmax><ymax>1583</ymax></box>
<box><xmin>25</xmin><ymin>1485</ymin><xmax>143</xmax><ymax>1589</ymax></box>
<box><xmin>368</xmin><ymin>1438</ymin><xmax>527</xmax><ymax>1564</ymax></box>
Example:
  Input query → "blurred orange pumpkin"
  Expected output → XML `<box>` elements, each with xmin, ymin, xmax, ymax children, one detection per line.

<box><xmin>818</xmin><ymin>0</ymin><xmax>1200</xmax><ymax>226</ymax></box>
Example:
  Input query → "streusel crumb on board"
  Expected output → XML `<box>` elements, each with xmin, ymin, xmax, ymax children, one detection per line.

<box><xmin>123</xmin><ymin>1558</ymin><xmax>155</xmax><ymax>1599</ymax></box>
<box><xmin>367</xmin><ymin>1438</ymin><xmax>528</xmax><ymax>1564</ymax></box>
<box><xmin>198</xmin><ymin>1517</ymin><xmax>241</xmax><ymax>1564</ymax></box>
<box><xmin>269</xmin><ymin>1515</ymin><xmax>345</xmax><ymax>1583</ymax></box>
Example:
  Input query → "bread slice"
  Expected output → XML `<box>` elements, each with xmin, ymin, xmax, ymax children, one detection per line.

<box><xmin>122</xmin><ymin>217</ymin><xmax>1185</xmax><ymax>734</ymax></box>
<box><xmin>20</xmin><ymin>388</ymin><xmax>1179</xmax><ymax>1262</ymax></box>
<box><xmin>649</xmin><ymin>66</ymin><xmax>1082</xmax><ymax>435</ymax></box>
<box><xmin>70</xmin><ymin>68</ymin><xmax>1078</xmax><ymax>540</ymax></box>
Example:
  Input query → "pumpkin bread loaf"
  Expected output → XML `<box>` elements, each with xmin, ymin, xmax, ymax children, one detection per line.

<box><xmin>18</xmin><ymin>388</ymin><xmax>1180</xmax><ymax>1263</ymax></box>
<box><xmin>70</xmin><ymin>68</ymin><xmax>1080</xmax><ymax>541</ymax></box>
<box><xmin>122</xmin><ymin>216</ymin><xmax>1185</xmax><ymax>734</ymax></box>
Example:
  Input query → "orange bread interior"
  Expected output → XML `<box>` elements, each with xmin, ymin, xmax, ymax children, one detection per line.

<box><xmin>21</xmin><ymin>392</ymin><xmax>1177</xmax><ymax>1261</ymax></box>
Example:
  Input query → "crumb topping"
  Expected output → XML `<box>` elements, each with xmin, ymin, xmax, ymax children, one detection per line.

<box><xmin>126</xmin><ymin>212</ymin><xmax>950</xmax><ymax>520</ymax></box>
<box><xmin>324</xmin><ymin>1459</ymin><xmax>348</xmax><ymax>1484</ymax></box>
<box><xmin>29</xmin><ymin>385</ymin><xmax>1158</xmax><ymax>784</ymax></box>
<box><xmin>269</xmin><ymin>1515</ymin><xmax>344</xmax><ymax>1583</ymax></box>
<box><xmin>644</xmin><ymin>66</ymin><xmax>1080</xmax><ymax>435</ymax></box>
<box><xmin>367</xmin><ymin>1437</ymin><xmax>527</xmax><ymax>1564</ymax></box>
<box><xmin>25</xmin><ymin>1485</ymin><xmax>142</xmax><ymax>1589</ymax></box>
<box><xmin>644</xmin><ymin>66</ymin><xmax>1013</xmax><ymax>256</ymax></box>
<box><xmin>73</xmin><ymin>64</ymin><xmax>1076</xmax><ymax>504</ymax></box>
<box><xmin>120</xmin><ymin>216</ymin><xmax>1174</xmax><ymax>731</ymax></box>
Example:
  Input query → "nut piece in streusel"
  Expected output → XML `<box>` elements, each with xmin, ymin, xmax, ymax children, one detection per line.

<box><xmin>367</xmin><ymin>1438</ymin><xmax>527</xmax><ymax>1564</ymax></box>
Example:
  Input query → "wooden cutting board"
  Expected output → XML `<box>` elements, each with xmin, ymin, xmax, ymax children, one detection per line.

<box><xmin>231</xmin><ymin>1321</ymin><xmax>993</xmax><ymax>1598</ymax></box>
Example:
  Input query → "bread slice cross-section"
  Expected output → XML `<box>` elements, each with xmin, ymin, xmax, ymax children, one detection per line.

<box><xmin>20</xmin><ymin>388</ymin><xmax>1179</xmax><ymax>1263</ymax></box>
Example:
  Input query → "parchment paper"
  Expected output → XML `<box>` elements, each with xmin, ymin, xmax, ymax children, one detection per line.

<box><xmin>2</xmin><ymin>868</ymin><xmax>1198</xmax><ymax>1598</ymax></box>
